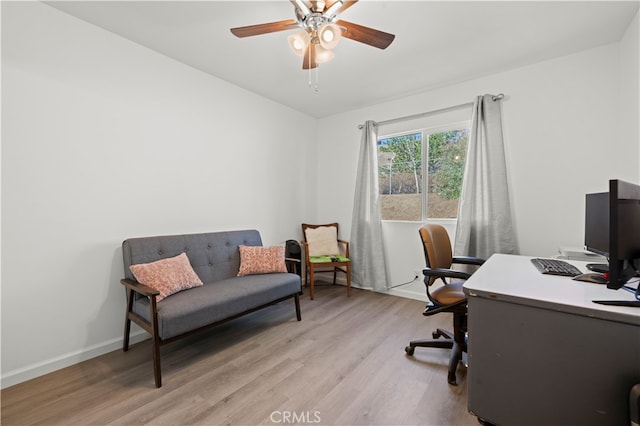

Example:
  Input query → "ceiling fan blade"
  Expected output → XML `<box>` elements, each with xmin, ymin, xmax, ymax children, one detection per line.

<box><xmin>324</xmin><ymin>0</ymin><xmax>358</xmax><ymax>19</ymax></box>
<box><xmin>230</xmin><ymin>19</ymin><xmax>299</xmax><ymax>38</ymax></box>
<box><xmin>302</xmin><ymin>43</ymin><xmax>318</xmax><ymax>69</ymax></box>
<box><xmin>335</xmin><ymin>19</ymin><xmax>395</xmax><ymax>49</ymax></box>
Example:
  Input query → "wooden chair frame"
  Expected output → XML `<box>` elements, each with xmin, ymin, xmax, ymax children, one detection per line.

<box><xmin>301</xmin><ymin>223</ymin><xmax>351</xmax><ymax>300</ymax></box>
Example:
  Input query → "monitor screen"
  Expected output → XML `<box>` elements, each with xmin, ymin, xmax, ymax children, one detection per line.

<box><xmin>615</xmin><ymin>199</ymin><xmax>640</xmax><ymax>260</ymax></box>
<box><xmin>584</xmin><ymin>192</ymin><xmax>609</xmax><ymax>257</ymax></box>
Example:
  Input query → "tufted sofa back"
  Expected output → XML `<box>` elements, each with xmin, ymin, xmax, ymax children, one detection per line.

<box><xmin>122</xmin><ymin>230</ymin><xmax>263</xmax><ymax>284</ymax></box>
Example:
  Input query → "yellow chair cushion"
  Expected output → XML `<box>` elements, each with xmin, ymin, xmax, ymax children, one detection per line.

<box><xmin>309</xmin><ymin>255</ymin><xmax>350</xmax><ymax>263</ymax></box>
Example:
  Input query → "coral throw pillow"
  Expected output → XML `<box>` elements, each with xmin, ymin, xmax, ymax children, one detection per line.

<box><xmin>129</xmin><ymin>253</ymin><xmax>203</xmax><ymax>302</ymax></box>
<box><xmin>305</xmin><ymin>226</ymin><xmax>340</xmax><ymax>256</ymax></box>
<box><xmin>237</xmin><ymin>245</ymin><xmax>288</xmax><ymax>276</ymax></box>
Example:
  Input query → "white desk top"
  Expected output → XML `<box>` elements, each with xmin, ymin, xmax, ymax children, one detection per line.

<box><xmin>463</xmin><ymin>254</ymin><xmax>640</xmax><ymax>326</ymax></box>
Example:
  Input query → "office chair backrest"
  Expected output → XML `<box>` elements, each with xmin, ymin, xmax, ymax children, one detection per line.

<box><xmin>419</xmin><ymin>224</ymin><xmax>453</xmax><ymax>285</ymax></box>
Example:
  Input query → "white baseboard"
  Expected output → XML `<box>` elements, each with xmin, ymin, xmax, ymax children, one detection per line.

<box><xmin>1</xmin><ymin>330</ymin><xmax>149</xmax><ymax>389</ymax></box>
<box><xmin>385</xmin><ymin>277</ymin><xmax>428</xmax><ymax>302</ymax></box>
<box><xmin>387</xmin><ymin>286</ymin><xmax>428</xmax><ymax>302</ymax></box>
<box><xmin>315</xmin><ymin>275</ymin><xmax>428</xmax><ymax>302</ymax></box>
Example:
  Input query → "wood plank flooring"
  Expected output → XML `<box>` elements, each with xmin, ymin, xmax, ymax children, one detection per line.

<box><xmin>2</xmin><ymin>285</ymin><xmax>478</xmax><ymax>425</ymax></box>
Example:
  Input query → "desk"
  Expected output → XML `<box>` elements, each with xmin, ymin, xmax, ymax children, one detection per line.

<box><xmin>463</xmin><ymin>254</ymin><xmax>640</xmax><ymax>426</ymax></box>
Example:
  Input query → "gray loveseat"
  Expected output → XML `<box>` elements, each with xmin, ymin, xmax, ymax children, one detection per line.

<box><xmin>120</xmin><ymin>229</ymin><xmax>302</xmax><ymax>387</ymax></box>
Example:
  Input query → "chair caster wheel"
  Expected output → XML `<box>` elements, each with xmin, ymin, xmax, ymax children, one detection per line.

<box><xmin>405</xmin><ymin>346</ymin><xmax>415</xmax><ymax>356</ymax></box>
<box><xmin>432</xmin><ymin>331</ymin><xmax>440</xmax><ymax>339</ymax></box>
<box><xmin>447</xmin><ymin>374</ymin><xmax>457</xmax><ymax>386</ymax></box>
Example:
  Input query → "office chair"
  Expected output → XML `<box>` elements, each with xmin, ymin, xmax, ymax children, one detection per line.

<box><xmin>405</xmin><ymin>224</ymin><xmax>485</xmax><ymax>385</ymax></box>
<box><xmin>301</xmin><ymin>223</ymin><xmax>351</xmax><ymax>300</ymax></box>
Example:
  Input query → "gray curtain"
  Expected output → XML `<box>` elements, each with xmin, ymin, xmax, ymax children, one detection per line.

<box><xmin>350</xmin><ymin>120</ymin><xmax>389</xmax><ymax>290</ymax></box>
<box><xmin>454</xmin><ymin>95</ymin><xmax>518</xmax><ymax>259</ymax></box>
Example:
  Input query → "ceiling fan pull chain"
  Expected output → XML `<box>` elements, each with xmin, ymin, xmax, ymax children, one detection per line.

<box><xmin>315</xmin><ymin>66</ymin><xmax>319</xmax><ymax>92</ymax></box>
<box><xmin>308</xmin><ymin>53</ymin><xmax>312</xmax><ymax>88</ymax></box>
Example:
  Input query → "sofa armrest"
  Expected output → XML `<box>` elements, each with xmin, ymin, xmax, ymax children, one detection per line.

<box><xmin>120</xmin><ymin>278</ymin><xmax>159</xmax><ymax>298</ymax></box>
<box><xmin>120</xmin><ymin>278</ymin><xmax>161</xmax><ymax>386</ymax></box>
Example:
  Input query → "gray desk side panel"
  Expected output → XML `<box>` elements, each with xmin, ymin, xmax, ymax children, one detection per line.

<box><xmin>467</xmin><ymin>296</ymin><xmax>640</xmax><ymax>426</ymax></box>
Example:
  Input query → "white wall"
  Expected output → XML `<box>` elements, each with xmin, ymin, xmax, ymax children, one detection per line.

<box><xmin>1</xmin><ymin>2</ymin><xmax>317</xmax><ymax>386</ymax></box>
<box><xmin>620</xmin><ymin>10</ymin><xmax>640</xmax><ymax>181</ymax></box>
<box><xmin>317</xmin><ymin>34</ymin><xmax>639</xmax><ymax>291</ymax></box>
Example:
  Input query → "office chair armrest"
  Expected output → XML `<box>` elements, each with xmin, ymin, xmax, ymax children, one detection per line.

<box><xmin>452</xmin><ymin>256</ymin><xmax>485</xmax><ymax>266</ymax></box>
<box><xmin>422</xmin><ymin>267</ymin><xmax>471</xmax><ymax>281</ymax></box>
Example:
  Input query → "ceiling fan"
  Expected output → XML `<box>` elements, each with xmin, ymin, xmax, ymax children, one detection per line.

<box><xmin>230</xmin><ymin>0</ymin><xmax>395</xmax><ymax>70</ymax></box>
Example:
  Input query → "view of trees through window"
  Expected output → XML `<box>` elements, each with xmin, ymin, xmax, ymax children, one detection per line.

<box><xmin>378</xmin><ymin>125</ymin><xmax>470</xmax><ymax>221</ymax></box>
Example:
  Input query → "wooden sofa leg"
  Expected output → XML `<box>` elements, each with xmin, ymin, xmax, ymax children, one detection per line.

<box><xmin>150</xmin><ymin>296</ymin><xmax>162</xmax><ymax>388</ymax></box>
<box><xmin>123</xmin><ymin>289</ymin><xmax>134</xmax><ymax>351</ymax></box>
<box><xmin>294</xmin><ymin>294</ymin><xmax>302</xmax><ymax>321</ymax></box>
<box><xmin>152</xmin><ymin>335</ymin><xmax>162</xmax><ymax>388</ymax></box>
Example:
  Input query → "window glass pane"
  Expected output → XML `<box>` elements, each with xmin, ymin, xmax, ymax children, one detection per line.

<box><xmin>378</xmin><ymin>133</ymin><xmax>422</xmax><ymax>221</ymax></box>
<box><xmin>427</xmin><ymin>128</ymin><xmax>469</xmax><ymax>218</ymax></box>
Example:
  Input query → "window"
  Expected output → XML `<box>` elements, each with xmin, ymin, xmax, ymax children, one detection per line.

<box><xmin>378</xmin><ymin>122</ymin><xmax>470</xmax><ymax>221</ymax></box>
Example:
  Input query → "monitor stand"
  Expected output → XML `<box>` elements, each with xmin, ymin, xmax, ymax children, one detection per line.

<box><xmin>592</xmin><ymin>300</ymin><xmax>640</xmax><ymax>307</ymax></box>
<box><xmin>587</xmin><ymin>263</ymin><xmax>609</xmax><ymax>273</ymax></box>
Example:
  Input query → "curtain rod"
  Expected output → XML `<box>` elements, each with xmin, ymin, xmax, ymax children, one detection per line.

<box><xmin>357</xmin><ymin>93</ymin><xmax>504</xmax><ymax>130</ymax></box>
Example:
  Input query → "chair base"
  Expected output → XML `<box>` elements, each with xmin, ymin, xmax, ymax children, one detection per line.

<box><xmin>405</xmin><ymin>312</ymin><xmax>467</xmax><ymax>385</ymax></box>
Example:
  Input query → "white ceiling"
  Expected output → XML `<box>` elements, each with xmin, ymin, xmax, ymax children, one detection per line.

<box><xmin>45</xmin><ymin>1</ymin><xmax>639</xmax><ymax>118</ymax></box>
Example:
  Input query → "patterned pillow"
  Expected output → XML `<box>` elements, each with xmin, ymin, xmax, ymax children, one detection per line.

<box><xmin>237</xmin><ymin>245</ymin><xmax>288</xmax><ymax>276</ymax></box>
<box><xmin>305</xmin><ymin>226</ymin><xmax>340</xmax><ymax>256</ymax></box>
<box><xmin>129</xmin><ymin>253</ymin><xmax>203</xmax><ymax>302</ymax></box>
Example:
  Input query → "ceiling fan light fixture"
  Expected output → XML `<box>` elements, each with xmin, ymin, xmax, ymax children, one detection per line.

<box><xmin>230</xmin><ymin>0</ymin><xmax>396</xmax><ymax>73</ymax></box>
<box><xmin>288</xmin><ymin>30</ymin><xmax>310</xmax><ymax>57</ymax></box>
<box><xmin>318</xmin><ymin>23</ymin><xmax>341</xmax><ymax>50</ymax></box>
<box><xmin>315</xmin><ymin>44</ymin><xmax>335</xmax><ymax>63</ymax></box>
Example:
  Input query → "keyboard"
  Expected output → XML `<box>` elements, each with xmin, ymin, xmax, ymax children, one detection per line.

<box><xmin>531</xmin><ymin>258</ymin><xmax>582</xmax><ymax>277</ymax></box>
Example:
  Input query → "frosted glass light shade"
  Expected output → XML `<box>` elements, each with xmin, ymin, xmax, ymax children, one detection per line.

<box><xmin>318</xmin><ymin>23</ymin><xmax>341</xmax><ymax>50</ymax></box>
<box><xmin>315</xmin><ymin>45</ymin><xmax>335</xmax><ymax>63</ymax></box>
<box><xmin>288</xmin><ymin>30</ymin><xmax>310</xmax><ymax>57</ymax></box>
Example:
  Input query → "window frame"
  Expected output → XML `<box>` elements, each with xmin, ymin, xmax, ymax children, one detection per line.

<box><xmin>378</xmin><ymin>119</ymin><xmax>471</xmax><ymax>223</ymax></box>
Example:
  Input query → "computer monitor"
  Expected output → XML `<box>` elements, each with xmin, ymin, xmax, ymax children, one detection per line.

<box><xmin>584</xmin><ymin>179</ymin><xmax>640</xmax><ymax>290</ymax></box>
<box><xmin>584</xmin><ymin>191</ymin><xmax>609</xmax><ymax>258</ymax></box>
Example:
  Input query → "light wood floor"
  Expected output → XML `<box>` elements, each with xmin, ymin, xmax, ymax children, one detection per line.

<box><xmin>2</xmin><ymin>285</ymin><xmax>478</xmax><ymax>426</ymax></box>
